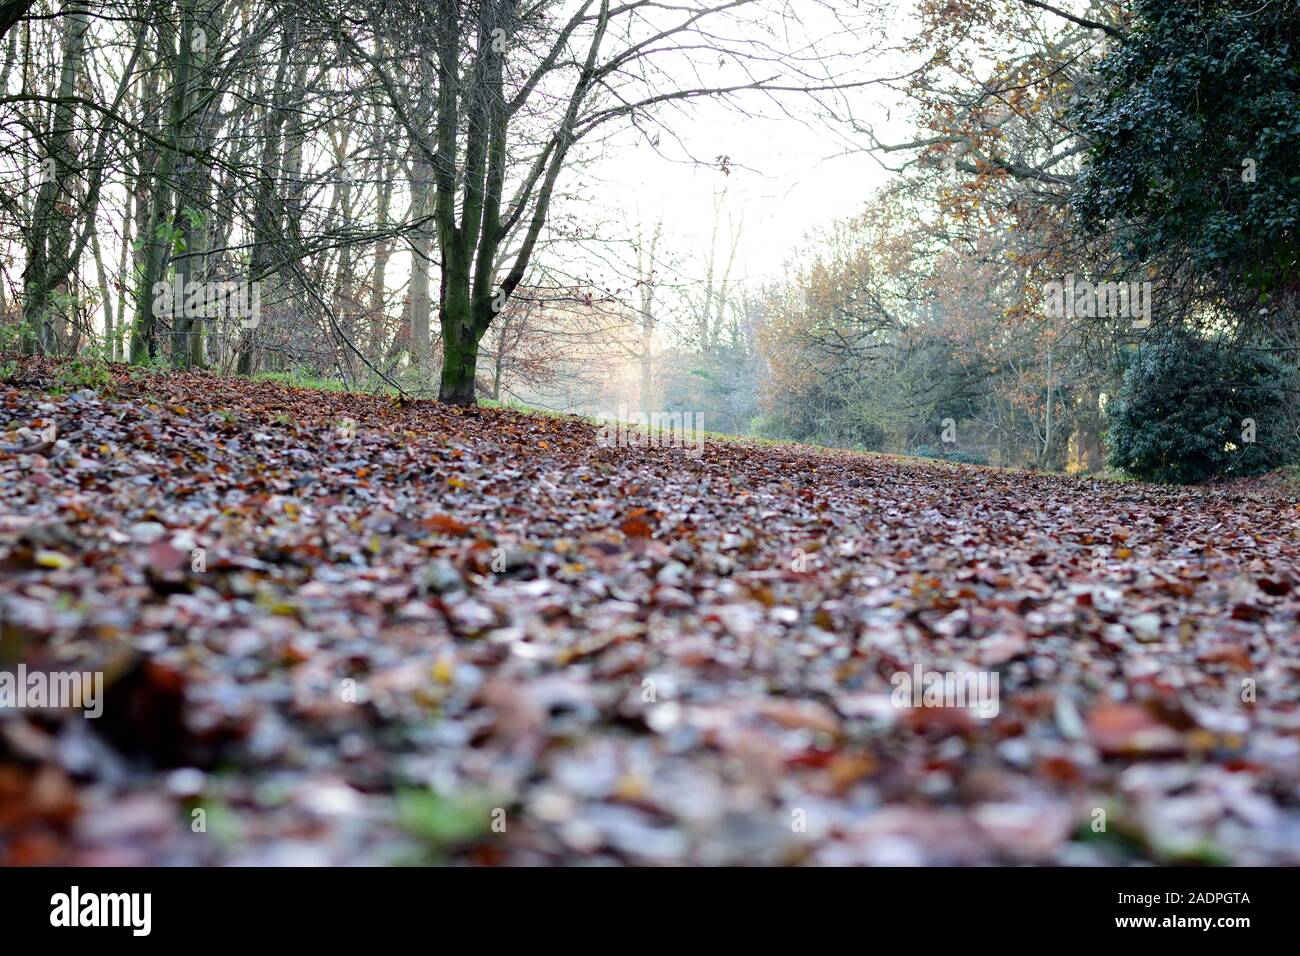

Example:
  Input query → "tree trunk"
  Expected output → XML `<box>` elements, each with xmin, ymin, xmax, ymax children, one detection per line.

<box><xmin>132</xmin><ymin>3</ymin><xmax>193</xmax><ymax>363</ymax></box>
<box><xmin>172</xmin><ymin>0</ymin><xmax>213</xmax><ymax>368</ymax></box>
<box><xmin>636</xmin><ymin>218</ymin><xmax>661</xmax><ymax>415</ymax></box>
<box><xmin>130</xmin><ymin>72</ymin><xmax>158</xmax><ymax>359</ymax></box>
<box><xmin>439</xmin><ymin>329</ymin><xmax>481</xmax><ymax>405</ymax></box>
<box><xmin>438</xmin><ymin>287</ymin><xmax>481</xmax><ymax>404</ymax></box>
<box><xmin>368</xmin><ymin>115</ymin><xmax>394</xmax><ymax>360</ymax></box>
<box><xmin>407</xmin><ymin>158</ymin><xmax>434</xmax><ymax>372</ymax></box>
<box><xmin>91</xmin><ymin>225</ymin><xmax>113</xmax><ymax>358</ymax></box>
<box><xmin>23</xmin><ymin>3</ymin><xmax>88</xmax><ymax>354</ymax></box>
<box><xmin>237</xmin><ymin>20</ymin><xmax>294</xmax><ymax>375</ymax></box>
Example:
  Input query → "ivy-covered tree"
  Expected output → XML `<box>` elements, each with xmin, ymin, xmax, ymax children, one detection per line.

<box><xmin>1075</xmin><ymin>0</ymin><xmax>1300</xmax><ymax>302</ymax></box>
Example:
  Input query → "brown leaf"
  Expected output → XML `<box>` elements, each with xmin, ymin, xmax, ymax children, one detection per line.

<box><xmin>1087</xmin><ymin>703</ymin><xmax>1184</xmax><ymax>756</ymax></box>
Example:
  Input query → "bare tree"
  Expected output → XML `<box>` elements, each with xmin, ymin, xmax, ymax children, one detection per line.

<box><xmin>344</xmin><ymin>0</ymin><xmax>890</xmax><ymax>403</ymax></box>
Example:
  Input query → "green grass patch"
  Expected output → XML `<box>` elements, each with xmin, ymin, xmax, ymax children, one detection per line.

<box><xmin>252</xmin><ymin>370</ymin><xmax>350</xmax><ymax>392</ymax></box>
<box><xmin>394</xmin><ymin>788</ymin><xmax>504</xmax><ymax>863</ymax></box>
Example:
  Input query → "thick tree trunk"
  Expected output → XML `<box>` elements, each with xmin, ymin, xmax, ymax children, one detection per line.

<box><xmin>439</xmin><ymin>334</ymin><xmax>480</xmax><ymax>405</ymax></box>
<box><xmin>432</xmin><ymin>269</ymin><xmax>489</xmax><ymax>408</ymax></box>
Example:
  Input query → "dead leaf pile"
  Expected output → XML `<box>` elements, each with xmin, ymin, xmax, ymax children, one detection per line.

<box><xmin>0</xmin><ymin>360</ymin><xmax>1298</xmax><ymax>865</ymax></box>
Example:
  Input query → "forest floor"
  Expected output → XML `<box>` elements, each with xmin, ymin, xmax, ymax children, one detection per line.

<box><xmin>1</xmin><ymin>358</ymin><xmax>1299</xmax><ymax>865</ymax></box>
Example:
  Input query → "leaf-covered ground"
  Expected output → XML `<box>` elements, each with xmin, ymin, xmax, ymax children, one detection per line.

<box><xmin>2</xmin><ymin>360</ymin><xmax>1298</xmax><ymax>865</ymax></box>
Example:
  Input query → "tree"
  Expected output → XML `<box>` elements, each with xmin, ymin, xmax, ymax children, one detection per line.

<box><xmin>688</xmin><ymin>186</ymin><xmax>742</xmax><ymax>353</ymax></box>
<box><xmin>22</xmin><ymin>1</ymin><xmax>89</xmax><ymax>353</ymax></box>
<box><xmin>1108</xmin><ymin>327</ymin><xmax>1300</xmax><ymax>483</ymax></box>
<box><xmin>346</xmin><ymin>0</ymin><xmax>891</xmax><ymax>404</ymax></box>
<box><xmin>1075</xmin><ymin>0</ymin><xmax>1300</xmax><ymax>313</ymax></box>
<box><xmin>130</xmin><ymin>0</ymin><xmax>197</xmax><ymax>361</ymax></box>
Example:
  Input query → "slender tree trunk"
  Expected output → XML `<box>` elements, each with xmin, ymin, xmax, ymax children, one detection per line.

<box><xmin>131</xmin><ymin>72</ymin><xmax>158</xmax><ymax>355</ymax></box>
<box><xmin>368</xmin><ymin>116</ymin><xmax>394</xmax><ymax>360</ymax></box>
<box><xmin>173</xmin><ymin>0</ymin><xmax>217</xmax><ymax>368</ymax></box>
<box><xmin>23</xmin><ymin>3</ymin><xmax>88</xmax><ymax>354</ymax></box>
<box><xmin>114</xmin><ymin>197</ymin><xmax>132</xmax><ymax>361</ymax></box>
<box><xmin>636</xmin><ymin>218</ymin><xmax>661</xmax><ymax>415</ymax></box>
<box><xmin>408</xmin><ymin>158</ymin><xmax>434</xmax><ymax>372</ymax></box>
<box><xmin>329</xmin><ymin>125</ymin><xmax>358</xmax><ymax>375</ymax></box>
<box><xmin>1042</xmin><ymin>344</ymin><xmax>1054</xmax><ymax>467</ymax></box>
<box><xmin>133</xmin><ymin>3</ymin><xmax>194</xmax><ymax>363</ymax></box>
<box><xmin>91</xmin><ymin>225</ymin><xmax>113</xmax><ymax>357</ymax></box>
<box><xmin>237</xmin><ymin>21</ymin><xmax>293</xmax><ymax>375</ymax></box>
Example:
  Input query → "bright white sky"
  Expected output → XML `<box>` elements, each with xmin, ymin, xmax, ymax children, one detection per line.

<box><xmin>554</xmin><ymin>0</ymin><xmax>923</xmax><ymax>308</ymax></box>
<box><xmin>595</xmin><ymin>101</ymin><xmax>906</xmax><ymax>282</ymax></box>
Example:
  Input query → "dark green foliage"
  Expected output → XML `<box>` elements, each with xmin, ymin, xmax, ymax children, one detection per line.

<box><xmin>1107</xmin><ymin>330</ymin><xmax>1300</xmax><ymax>483</ymax></box>
<box><xmin>1075</xmin><ymin>0</ymin><xmax>1300</xmax><ymax>297</ymax></box>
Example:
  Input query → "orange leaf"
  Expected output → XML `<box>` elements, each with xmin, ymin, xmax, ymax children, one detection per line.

<box><xmin>424</xmin><ymin>513</ymin><xmax>470</xmax><ymax>536</ymax></box>
<box><xmin>620</xmin><ymin>513</ymin><xmax>653</xmax><ymax>538</ymax></box>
